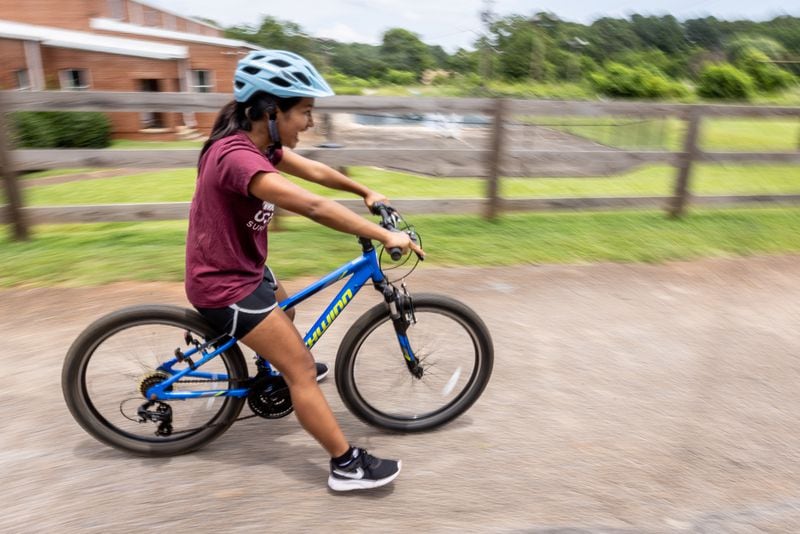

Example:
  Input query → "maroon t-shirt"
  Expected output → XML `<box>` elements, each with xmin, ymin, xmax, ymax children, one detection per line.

<box><xmin>185</xmin><ymin>132</ymin><xmax>282</xmax><ymax>308</ymax></box>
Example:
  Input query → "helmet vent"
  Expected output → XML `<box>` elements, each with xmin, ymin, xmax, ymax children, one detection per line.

<box><xmin>234</xmin><ymin>81</ymin><xmax>245</xmax><ymax>89</ymax></box>
<box><xmin>269</xmin><ymin>59</ymin><xmax>291</xmax><ymax>68</ymax></box>
<box><xmin>242</xmin><ymin>66</ymin><xmax>261</xmax><ymax>75</ymax></box>
<box><xmin>293</xmin><ymin>72</ymin><xmax>310</xmax><ymax>86</ymax></box>
<box><xmin>269</xmin><ymin>76</ymin><xmax>292</xmax><ymax>88</ymax></box>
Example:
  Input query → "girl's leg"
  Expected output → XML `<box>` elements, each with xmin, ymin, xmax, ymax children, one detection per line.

<box><xmin>240</xmin><ymin>307</ymin><xmax>348</xmax><ymax>457</ymax></box>
<box><xmin>273</xmin><ymin>278</ymin><xmax>295</xmax><ymax>321</ymax></box>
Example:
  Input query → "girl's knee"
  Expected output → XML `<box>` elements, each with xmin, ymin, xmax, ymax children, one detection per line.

<box><xmin>283</xmin><ymin>353</ymin><xmax>317</xmax><ymax>386</ymax></box>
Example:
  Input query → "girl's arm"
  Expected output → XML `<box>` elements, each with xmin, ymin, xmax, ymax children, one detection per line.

<box><xmin>248</xmin><ymin>171</ymin><xmax>425</xmax><ymax>258</ymax></box>
<box><xmin>275</xmin><ymin>148</ymin><xmax>386</xmax><ymax>209</ymax></box>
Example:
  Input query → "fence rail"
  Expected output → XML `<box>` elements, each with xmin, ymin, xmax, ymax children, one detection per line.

<box><xmin>2</xmin><ymin>91</ymin><xmax>800</xmax><ymax>240</ymax></box>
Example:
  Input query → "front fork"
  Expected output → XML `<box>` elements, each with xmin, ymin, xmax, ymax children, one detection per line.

<box><xmin>377</xmin><ymin>280</ymin><xmax>422</xmax><ymax>378</ymax></box>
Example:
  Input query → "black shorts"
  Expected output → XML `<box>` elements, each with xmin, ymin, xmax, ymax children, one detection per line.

<box><xmin>195</xmin><ymin>267</ymin><xmax>279</xmax><ymax>339</ymax></box>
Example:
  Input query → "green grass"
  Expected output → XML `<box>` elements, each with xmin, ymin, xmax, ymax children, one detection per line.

<box><xmin>22</xmin><ymin>168</ymin><xmax>198</xmax><ymax>205</ymax></box>
<box><xmin>19</xmin><ymin>168</ymin><xmax>96</xmax><ymax>180</ymax></box>
<box><xmin>110</xmin><ymin>139</ymin><xmax>204</xmax><ymax>149</ymax></box>
<box><xmin>18</xmin><ymin>164</ymin><xmax>800</xmax><ymax>206</ymax></box>
<box><xmin>2</xmin><ymin>208</ymin><xmax>799</xmax><ymax>287</ymax></box>
<box><xmin>554</xmin><ymin>117</ymin><xmax>800</xmax><ymax>151</ymax></box>
<box><xmin>700</xmin><ymin>118</ymin><xmax>800</xmax><ymax>151</ymax></box>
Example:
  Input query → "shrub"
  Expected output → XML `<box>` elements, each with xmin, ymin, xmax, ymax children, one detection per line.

<box><xmin>590</xmin><ymin>63</ymin><xmax>689</xmax><ymax>98</ymax></box>
<box><xmin>382</xmin><ymin>69</ymin><xmax>417</xmax><ymax>86</ymax></box>
<box><xmin>11</xmin><ymin>112</ymin><xmax>58</xmax><ymax>148</ymax></box>
<box><xmin>697</xmin><ymin>63</ymin><xmax>755</xmax><ymax>100</ymax></box>
<box><xmin>326</xmin><ymin>71</ymin><xmax>375</xmax><ymax>95</ymax></box>
<box><xmin>726</xmin><ymin>36</ymin><xmax>786</xmax><ymax>65</ymax></box>
<box><xmin>737</xmin><ymin>50</ymin><xmax>796</xmax><ymax>93</ymax></box>
<box><xmin>12</xmin><ymin>111</ymin><xmax>111</xmax><ymax>148</ymax></box>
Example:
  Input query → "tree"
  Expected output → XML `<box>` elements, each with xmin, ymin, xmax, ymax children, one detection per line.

<box><xmin>586</xmin><ymin>18</ymin><xmax>642</xmax><ymax>62</ymax></box>
<box><xmin>685</xmin><ymin>17</ymin><xmax>723</xmax><ymax>50</ymax></box>
<box><xmin>227</xmin><ymin>17</ymin><xmax>311</xmax><ymax>54</ymax></box>
<box><xmin>446</xmin><ymin>48</ymin><xmax>479</xmax><ymax>75</ymax></box>
<box><xmin>630</xmin><ymin>14</ymin><xmax>688</xmax><ymax>55</ymax></box>
<box><xmin>491</xmin><ymin>15</ymin><xmax>549</xmax><ymax>81</ymax></box>
<box><xmin>329</xmin><ymin>43</ymin><xmax>387</xmax><ymax>79</ymax></box>
<box><xmin>380</xmin><ymin>28</ymin><xmax>434</xmax><ymax>78</ymax></box>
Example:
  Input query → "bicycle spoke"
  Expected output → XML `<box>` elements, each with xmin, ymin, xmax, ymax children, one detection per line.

<box><xmin>63</xmin><ymin>306</ymin><xmax>247</xmax><ymax>455</ymax></box>
<box><xmin>338</xmin><ymin>295</ymin><xmax>491</xmax><ymax>429</ymax></box>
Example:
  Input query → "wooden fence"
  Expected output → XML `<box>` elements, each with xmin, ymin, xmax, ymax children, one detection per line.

<box><xmin>2</xmin><ymin>91</ymin><xmax>800</xmax><ymax>240</ymax></box>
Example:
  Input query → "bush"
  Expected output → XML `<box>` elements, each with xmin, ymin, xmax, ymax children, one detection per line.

<box><xmin>326</xmin><ymin>71</ymin><xmax>378</xmax><ymax>95</ymax></box>
<box><xmin>697</xmin><ymin>63</ymin><xmax>755</xmax><ymax>100</ymax></box>
<box><xmin>12</xmin><ymin>112</ymin><xmax>58</xmax><ymax>148</ymax></box>
<box><xmin>12</xmin><ymin>111</ymin><xmax>111</xmax><ymax>148</ymax></box>
<box><xmin>382</xmin><ymin>69</ymin><xmax>417</xmax><ymax>85</ymax></box>
<box><xmin>737</xmin><ymin>50</ymin><xmax>796</xmax><ymax>93</ymax></box>
<box><xmin>590</xmin><ymin>63</ymin><xmax>689</xmax><ymax>99</ymax></box>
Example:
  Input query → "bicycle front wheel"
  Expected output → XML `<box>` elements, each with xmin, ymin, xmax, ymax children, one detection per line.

<box><xmin>335</xmin><ymin>294</ymin><xmax>493</xmax><ymax>431</ymax></box>
<box><xmin>62</xmin><ymin>305</ymin><xmax>248</xmax><ymax>456</ymax></box>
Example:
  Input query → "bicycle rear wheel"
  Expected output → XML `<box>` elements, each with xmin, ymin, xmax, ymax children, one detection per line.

<box><xmin>335</xmin><ymin>293</ymin><xmax>493</xmax><ymax>431</ymax></box>
<box><xmin>62</xmin><ymin>305</ymin><xmax>248</xmax><ymax>456</ymax></box>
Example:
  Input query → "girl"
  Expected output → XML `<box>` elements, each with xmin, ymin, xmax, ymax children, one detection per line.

<box><xmin>185</xmin><ymin>50</ymin><xmax>424</xmax><ymax>491</ymax></box>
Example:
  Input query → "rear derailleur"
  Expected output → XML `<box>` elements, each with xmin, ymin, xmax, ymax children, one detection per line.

<box><xmin>137</xmin><ymin>400</ymin><xmax>173</xmax><ymax>437</ymax></box>
<box><xmin>136</xmin><ymin>371</ymin><xmax>174</xmax><ymax>436</ymax></box>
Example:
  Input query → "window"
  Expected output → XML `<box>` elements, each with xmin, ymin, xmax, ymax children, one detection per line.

<box><xmin>190</xmin><ymin>70</ymin><xmax>213</xmax><ymax>93</ymax></box>
<box><xmin>15</xmin><ymin>69</ymin><xmax>30</xmax><ymax>90</ymax></box>
<box><xmin>59</xmin><ymin>69</ymin><xmax>90</xmax><ymax>90</ymax></box>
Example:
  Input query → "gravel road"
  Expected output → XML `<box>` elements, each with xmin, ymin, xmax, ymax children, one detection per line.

<box><xmin>3</xmin><ymin>256</ymin><xmax>800</xmax><ymax>533</ymax></box>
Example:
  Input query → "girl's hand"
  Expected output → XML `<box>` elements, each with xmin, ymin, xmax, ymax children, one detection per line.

<box><xmin>382</xmin><ymin>230</ymin><xmax>425</xmax><ymax>260</ymax></box>
<box><xmin>364</xmin><ymin>190</ymin><xmax>389</xmax><ymax>210</ymax></box>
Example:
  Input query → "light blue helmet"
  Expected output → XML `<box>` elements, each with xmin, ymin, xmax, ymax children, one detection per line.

<box><xmin>234</xmin><ymin>50</ymin><xmax>334</xmax><ymax>102</ymax></box>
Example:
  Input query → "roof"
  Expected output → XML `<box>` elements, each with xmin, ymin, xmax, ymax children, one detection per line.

<box><xmin>0</xmin><ymin>19</ymin><xmax>187</xmax><ymax>60</ymax></box>
<box><xmin>91</xmin><ymin>17</ymin><xmax>260</xmax><ymax>50</ymax></box>
<box><xmin>132</xmin><ymin>0</ymin><xmax>222</xmax><ymax>32</ymax></box>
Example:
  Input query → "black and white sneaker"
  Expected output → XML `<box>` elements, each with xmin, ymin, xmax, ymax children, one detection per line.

<box><xmin>328</xmin><ymin>448</ymin><xmax>401</xmax><ymax>491</ymax></box>
<box><xmin>315</xmin><ymin>362</ymin><xmax>329</xmax><ymax>382</ymax></box>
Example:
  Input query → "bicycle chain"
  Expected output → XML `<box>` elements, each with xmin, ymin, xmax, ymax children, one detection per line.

<box><xmin>145</xmin><ymin>377</ymin><xmax>261</xmax><ymax>426</ymax></box>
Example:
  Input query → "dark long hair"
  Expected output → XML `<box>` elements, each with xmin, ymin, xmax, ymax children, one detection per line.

<box><xmin>199</xmin><ymin>92</ymin><xmax>301</xmax><ymax>161</ymax></box>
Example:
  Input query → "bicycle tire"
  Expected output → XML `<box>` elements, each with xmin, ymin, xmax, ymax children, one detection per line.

<box><xmin>335</xmin><ymin>293</ymin><xmax>493</xmax><ymax>431</ymax></box>
<box><xmin>62</xmin><ymin>305</ymin><xmax>248</xmax><ymax>456</ymax></box>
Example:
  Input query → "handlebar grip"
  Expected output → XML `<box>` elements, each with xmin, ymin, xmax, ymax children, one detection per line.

<box><xmin>387</xmin><ymin>247</ymin><xmax>403</xmax><ymax>261</ymax></box>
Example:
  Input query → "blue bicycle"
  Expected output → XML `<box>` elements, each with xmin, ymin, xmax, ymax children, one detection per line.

<box><xmin>62</xmin><ymin>205</ymin><xmax>493</xmax><ymax>456</ymax></box>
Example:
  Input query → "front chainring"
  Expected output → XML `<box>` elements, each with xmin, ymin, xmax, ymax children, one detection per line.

<box><xmin>247</xmin><ymin>378</ymin><xmax>293</xmax><ymax>419</ymax></box>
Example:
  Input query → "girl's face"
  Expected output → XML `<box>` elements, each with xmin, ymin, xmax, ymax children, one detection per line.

<box><xmin>276</xmin><ymin>97</ymin><xmax>315</xmax><ymax>149</ymax></box>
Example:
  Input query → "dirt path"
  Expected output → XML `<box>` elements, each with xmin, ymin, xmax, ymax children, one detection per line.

<box><xmin>3</xmin><ymin>257</ymin><xmax>800</xmax><ymax>533</ymax></box>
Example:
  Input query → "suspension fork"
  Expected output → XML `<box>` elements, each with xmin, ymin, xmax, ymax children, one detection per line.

<box><xmin>375</xmin><ymin>279</ymin><xmax>422</xmax><ymax>378</ymax></box>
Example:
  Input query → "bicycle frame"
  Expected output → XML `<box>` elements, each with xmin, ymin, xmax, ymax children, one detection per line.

<box><xmin>147</xmin><ymin>241</ymin><xmax>413</xmax><ymax>401</ymax></box>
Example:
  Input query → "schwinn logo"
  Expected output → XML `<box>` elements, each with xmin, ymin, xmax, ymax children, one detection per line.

<box><xmin>306</xmin><ymin>289</ymin><xmax>353</xmax><ymax>348</ymax></box>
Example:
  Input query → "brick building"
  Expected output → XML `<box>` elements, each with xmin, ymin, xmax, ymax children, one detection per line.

<box><xmin>0</xmin><ymin>0</ymin><xmax>260</xmax><ymax>139</ymax></box>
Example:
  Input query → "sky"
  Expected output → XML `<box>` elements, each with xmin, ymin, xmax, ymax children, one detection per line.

<box><xmin>145</xmin><ymin>0</ymin><xmax>798</xmax><ymax>52</ymax></box>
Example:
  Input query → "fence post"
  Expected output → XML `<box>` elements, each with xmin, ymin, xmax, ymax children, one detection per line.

<box><xmin>0</xmin><ymin>93</ymin><xmax>28</xmax><ymax>240</ymax></box>
<box><xmin>669</xmin><ymin>107</ymin><xmax>702</xmax><ymax>219</ymax></box>
<box><xmin>485</xmin><ymin>98</ymin><xmax>507</xmax><ymax>220</ymax></box>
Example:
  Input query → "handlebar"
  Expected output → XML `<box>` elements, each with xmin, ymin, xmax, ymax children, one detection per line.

<box><xmin>370</xmin><ymin>202</ymin><xmax>420</xmax><ymax>261</ymax></box>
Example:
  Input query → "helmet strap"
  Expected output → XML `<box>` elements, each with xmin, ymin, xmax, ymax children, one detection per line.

<box><xmin>267</xmin><ymin>111</ymin><xmax>281</xmax><ymax>160</ymax></box>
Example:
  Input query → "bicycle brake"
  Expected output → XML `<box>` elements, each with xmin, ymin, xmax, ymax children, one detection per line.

<box><xmin>398</xmin><ymin>284</ymin><xmax>416</xmax><ymax>325</ymax></box>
